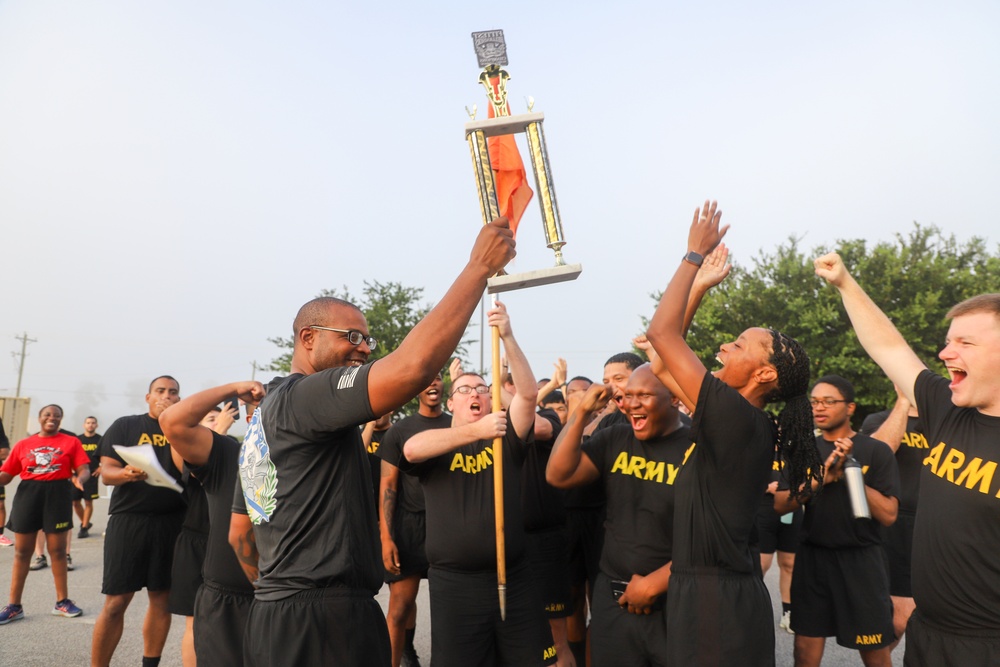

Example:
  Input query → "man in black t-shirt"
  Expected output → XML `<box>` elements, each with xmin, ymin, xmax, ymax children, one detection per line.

<box><xmin>547</xmin><ymin>364</ymin><xmax>692</xmax><ymax>667</ymax></box>
<box><xmin>72</xmin><ymin>416</ymin><xmax>101</xmax><ymax>539</ymax></box>
<box><xmin>91</xmin><ymin>376</ymin><xmax>186</xmax><ymax>667</ymax></box>
<box><xmin>860</xmin><ymin>391</ymin><xmax>925</xmax><ymax>651</ymax></box>
<box><xmin>376</xmin><ymin>374</ymin><xmax>448</xmax><ymax>667</ymax></box>
<box><xmin>235</xmin><ymin>219</ymin><xmax>516</xmax><ymax>667</ymax></box>
<box><xmin>161</xmin><ymin>381</ymin><xmax>265</xmax><ymax>667</ymax></box>
<box><xmin>818</xmin><ymin>255</ymin><xmax>1000</xmax><ymax>667</ymax></box>
<box><xmin>400</xmin><ymin>301</ymin><xmax>551</xmax><ymax>667</ymax></box>
<box><xmin>775</xmin><ymin>375</ymin><xmax>900</xmax><ymax>667</ymax></box>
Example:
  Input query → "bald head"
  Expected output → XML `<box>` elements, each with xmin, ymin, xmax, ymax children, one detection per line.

<box><xmin>292</xmin><ymin>297</ymin><xmax>362</xmax><ymax>342</ymax></box>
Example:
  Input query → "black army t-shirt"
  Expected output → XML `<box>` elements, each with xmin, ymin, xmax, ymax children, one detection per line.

<box><xmin>367</xmin><ymin>427</ymin><xmax>391</xmax><ymax>509</ymax></box>
<box><xmin>912</xmin><ymin>369</ymin><xmax>1000</xmax><ymax>631</ymax></box>
<box><xmin>190</xmin><ymin>432</ymin><xmax>255</xmax><ymax>592</ymax></box>
<box><xmin>403</xmin><ymin>429</ymin><xmax>531</xmax><ymax>572</ymax></box>
<box><xmin>376</xmin><ymin>413</ymin><xmax>452</xmax><ymax>515</ymax></box>
<box><xmin>78</xmin><ymin>433</ymin><xmax>102</xmax><ymax>474</ymax></box>
<box><xmin>674</xmin><ymin>373</ymin><xmax>776</xmax><ymax>573</ymax></box>
<box><xmin>99</xmin><ymin>414</ymin><xmax>185</xmax><ymax>515</ymax></box>
<box><xmin>794</xmin><ymin>433</ymin><xmax>900</xmax><ymax>549</ymax></box>
<box><xmin>584</xmin><ymin>423</ymin><xmax>692</xmax><ymax>579</ymax></box>
<box><xmin>237</xmin><ymin>365</ymin><xmax>379</xmax><ymax>601</ymax></box>
<box><xmin>860</xmin><ymin>411</ymin><xmax>927</xmax><ymax>514</ymax></box>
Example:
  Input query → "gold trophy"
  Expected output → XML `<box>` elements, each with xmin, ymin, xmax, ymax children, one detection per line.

<box><xmin>467</xmin><ymin>29</ymin><xmax>582</xmax><ymax>293</ymax></box>
<box><xmin>466</xmin><ymin>30</ymin><xmax>582</xmax><ymax>620</ymax></box>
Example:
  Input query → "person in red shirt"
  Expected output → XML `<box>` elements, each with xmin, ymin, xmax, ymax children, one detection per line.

<box><xmin>0</xmin><ymin>404</ymin><xmax>90</xmax><ymax>624</ymax></box>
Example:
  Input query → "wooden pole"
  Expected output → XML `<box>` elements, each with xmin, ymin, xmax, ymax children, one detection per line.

<box><xmin>489</xmin><ymin>293</ymin><xmax>507</xmax><ymax>620</ymax></box>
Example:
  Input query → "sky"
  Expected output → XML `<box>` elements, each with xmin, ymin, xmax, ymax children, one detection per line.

<box><xmin>1</xmin><ymin>1</ymin><xmax>998</xmax><ymax>439</ymax></box>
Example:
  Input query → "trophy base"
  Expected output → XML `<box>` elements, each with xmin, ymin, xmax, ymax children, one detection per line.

<box><xmin>487</xmin><ymin>263</ymin><xmax>582</xmax><ymax>294</ymax></box>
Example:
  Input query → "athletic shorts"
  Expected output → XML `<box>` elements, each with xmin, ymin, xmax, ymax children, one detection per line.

<box><xmin>590</xmin><ymin>572</ymin><xmax>669</xmax><ymax>666</ymax></box>
<box><xmin>667</xmin><ymin>566</ymin><xmax>774</xmax><ymax>667</ymax></box>
<box><xmin>904</xmin><ymin>610</ymin><xmax>1000</xmax><ymax>667</ymax></box>
<box><xmin>755</xmin><ymin>499</ymin><xmax>803</xmax><ymax>555</ymax></box>
<box><xmin>102</xmin><ymin>510</ymin><xmax>185</xmax><ymax>595</ymax></box>
<box><xmin>244</xmin><ymin>588</ymin><xmax>390</xmax><ymax>667</ymax></box>
<box><xmin>71</xmin><ymin>477</ymin><xmax>100</xmax><ymax>501</ymax></box>
<box><xmin>384</xmin><ymin>509</ymin><xmax>428</xmax><ymax>583</ymax></box>
<box><xmin>168</xmin><ymin>528</ymin><xmax>208</xmax><ymax>615</ymax></box>
<box><xmin>428</xmin><ymin>562</ymin><xmax>555</xmax><ymax>666</ymax></box>
<box><xmin>565</xmin><ymin>506</ymin><xmax>605</xmax><ymax>591</ymax></box>
<box><xmin>791</xmin><ymin>543</ymin><xmax>894</xmax><ymax>650</ymax></box>
<box><xmin>194</xmin><ymin>580</ymin><xmax>254</xmax><ymax>667</ymax></box>
<box><xmin>7</xmin><ymin>479</ymin><xmax>73</xmax><ymax>534</ymax></box>
<box><xmin>526</xmin><ymin>526</ymin><xmax>571</xmax><ymax>619</ymax></box>
<box><xmin>881</xmin><ymin>511</ymin><xmax>915</xmax><ymax>597</ymax></box>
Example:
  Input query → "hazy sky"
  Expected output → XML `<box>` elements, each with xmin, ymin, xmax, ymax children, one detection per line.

<box><xmin>2</xmin><ymin>1</ymin><xmax>998</xmax><ymax>437</ymax></box>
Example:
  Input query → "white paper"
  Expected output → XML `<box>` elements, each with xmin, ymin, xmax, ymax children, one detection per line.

<box><xmin>112</xmin><ymin>444</ymin><xmax>183</xmax><ymax>494</ymax></box>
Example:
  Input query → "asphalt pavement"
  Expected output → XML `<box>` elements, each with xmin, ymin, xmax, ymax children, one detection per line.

<box><xmin>0</xmin><ymin>479</ymin><xmax>902</xmax><ymax>666</ymax></box>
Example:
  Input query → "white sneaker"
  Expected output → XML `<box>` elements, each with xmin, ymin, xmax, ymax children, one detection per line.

<box><xmin>780</xmin><ymin>610</ymin><xmax>794</xmax><ymax>634</ymax></box>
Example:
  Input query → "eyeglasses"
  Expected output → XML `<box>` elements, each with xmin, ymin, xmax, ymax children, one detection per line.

<box><xmin>308</xmin><ymin>325</ymin><xmax>378</xmax><ymax>350</ymax></box>
<box><xmin>451</xmin><ymin>384</ymin><xmax>491</xmax><ymax>397</ymax></box>
<box><xmin>809</xmin><ymin>398</ymin><xmax>847</xmax><ymax>407</ymax></box>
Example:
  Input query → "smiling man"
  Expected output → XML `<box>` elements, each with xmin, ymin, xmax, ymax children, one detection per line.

<box><xmin>816</xmin><ymin>253</ymin><xmax>1000</xmax><ymax>667</ymax></box>
<box><xmin>236</xmin><ymin>218</ymin><xmax>516</xmax><ymax>667</ymax></box>
<box><xmin>546</xmin><ymin>364</ymin><xmax>690</xmax><ymax>667</ymax></box>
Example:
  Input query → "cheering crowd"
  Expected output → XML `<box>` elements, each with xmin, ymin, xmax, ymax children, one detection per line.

<box><xmin>1</xmin><ymin>203</ymin><xmax>998</xmax><ymax>667</ymax></box>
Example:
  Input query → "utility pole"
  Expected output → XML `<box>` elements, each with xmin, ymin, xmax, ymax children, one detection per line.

<box><xmin>13</xmin><ymin>332</ymin><xmax>36</xmax><ymax>397</ymax></box>
<box><xmin>250</xmin><ymin>360</ymin><xmax>266</xmax><ymax>381</ymax></box>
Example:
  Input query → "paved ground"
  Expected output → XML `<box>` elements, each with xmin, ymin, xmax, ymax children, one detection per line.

<box><xmin>0</xmin><ymin>479</ymin><xmax>902</xmax><ymax>666</ymax></box>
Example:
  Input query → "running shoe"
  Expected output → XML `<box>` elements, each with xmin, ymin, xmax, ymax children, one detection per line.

<box><xmin>52</xmin><ymin>599</ymin><xmax>83</xmax><ymax>618</ymax></box>
<box><xmin>0</xmin><ymin>604</ymin><xmax>24</xmax><ymax>625</ymax></box>
<box><xmin>78</xmin><ymin>525</ymin><xmax>89</xmax><ymax>539</ymax></box>
<box><xmin>0</xmin><ymin>535</ymin><xmax>12</xmax><ymax>547</ymax></box>
<box><xmin>66</xmin><ymin>554</ymin><xmax>75</xmax><ymax>571</ymax></box>
<box><xmin>780</xmin><ymin>610</ymin><xmax>794</xmax><ymax>634</ymax></box>
<box><xmin>29</xmin><ymin>554</ymin><xmax>47</xmax><ymax>571</ymax></box>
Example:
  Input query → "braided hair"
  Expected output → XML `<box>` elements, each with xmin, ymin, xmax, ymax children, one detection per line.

<box><xmin>766</xmin><ymin>330</ymin><xmax>823</xmax><ymax>503</ymax></box>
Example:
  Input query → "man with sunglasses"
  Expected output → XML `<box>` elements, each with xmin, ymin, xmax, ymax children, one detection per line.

<box><xmin>399</xmin><ymin>300</ymin><xmax>555</xmax><ymax>667</ymax></box>
<box><xmin>236</xmin><ymin>219</ymin><xmax>516</xmax><ymax>667</ymax></box>
<box><xmin>774</xmin><ymin>375</ymin><xmax>900</xmax><ymax>667</ymax></box>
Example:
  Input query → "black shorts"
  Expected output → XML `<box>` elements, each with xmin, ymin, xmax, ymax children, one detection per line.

<box><xmin>526</xmin><ymin>526</ymin><xmax>571</xmax><ymax>619</ymax></box>
<box><xmin>881</xmin><ymin>511</ymin><xmax>915</xmax><ymax>597</ymax></box>
<box><xmin>169</xmin><ymin>528</ymin><xmax>208</xmax><ymax>615</ymax></box>
<box><xmin>71</xmin><ymin>477</ymin><xmax>100</xmax><ymax>501</ymax></box>
<box><xmin>565</xmin><ymin>506</ymin><xmax>605</xmax><ymax>591</ymax></box>
<box><xmin>904</xmin><ymin>610</ymin><xmax>1000</xmax><ymax>667</ymax></box>
<box><xmin>590</xmin><ymin>572</ymin><xmax>669</xmax><ymax>666</ymax></box>
<box><xmin>791</xmin><ymin>543</ymin><xmax>894</xmax><ymax>649</ymax></box>
<box><xmin>102</xmin><ymin>511</ymin><xmax>185</xmax><ymax>595</ymax></box>
<box><xmin>244</xmin><ymin>588</ymin><xmax>390</xmax><ymax>667</ymax></box>
<box><xmin>755</xmin><ymin>499</ymin><xmax>802</xmax><ymax>555</ymax></box>
<box><xmin>667</xmin><ymin>566</ymin><xmax>774</xmax><ymax>667</ymax></box>
<box><xmin>7</xmin><ymin>479</ymin><xmax>74</xmax><ymax>534</ymax></box>
<box><xmin>429</xmin><ymin>562</ymin><xmax>555</xmax><ymax>666</ymax></box>
<box><xmin>194</xmin><ymin>580</ymin><xmax>254</xmax><ymax>667</ymax></box>
<box><xmin>385</xmin><ymin>509</ymin><xmax>428</xmax><ymax>583</ymax></box>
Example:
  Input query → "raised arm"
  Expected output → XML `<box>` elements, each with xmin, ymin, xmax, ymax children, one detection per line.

<box><xmin>646</xmin><ymin>201</ymin><xmax>729</xmax><ymax>404</ymax></box>
<box><xmin>536</xmin><ymin>358</ymin><xmax>567</xmax><ymax>406</ymax></box>
<box><xmin>814</xmin><ymin>253</ymin><xmax>925</xmax><ymax>403</ymax></box>
<box><xmin>493</xmin><ymin>300</ymin><xmax>538</xmax><ymax>440</ymax></box>
<box><xmin>160</xmin><ymin>381</ymin><xmax>265</xmax><ymax>467</ymax></box>
<box><xmin>367</xmin><ymin>219</ymin><xmax>516</xmax><ymax>416</ymax></box>
<box><xmin>547</xmin><ymin>384</ymin><xmax>609</xmax><ymax>488</ymax></box>
<box><xmin>866</xmin><ymin>390</ymin><xmax>912</xmax><ymax>454</ymax></box>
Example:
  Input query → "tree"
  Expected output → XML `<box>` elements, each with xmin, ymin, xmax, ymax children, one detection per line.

<box><xmin>268</xmin><ymin>280</ymin><xmax>470</xmax><ymax>417</ymax></box>
<box><xmin>646</xmin><ymin>224</ymin><xmax>1000</xmax><ymax>421</ymax></box>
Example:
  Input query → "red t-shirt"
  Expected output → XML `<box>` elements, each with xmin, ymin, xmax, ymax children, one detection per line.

<box><xmin>0</xmin><ymin>432</ymin><xmax>89</xmax><ymax>481</ymax></box>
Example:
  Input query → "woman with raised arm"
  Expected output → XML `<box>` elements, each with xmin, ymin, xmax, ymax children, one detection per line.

<box><xmin>645</xmin><ymin>201</ymin><xmax>822</xmax><ymax>667</ymax></box>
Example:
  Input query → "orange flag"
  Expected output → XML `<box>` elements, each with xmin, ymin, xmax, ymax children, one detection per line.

<box><xmin>487</xmin><ymin>78</ymin><xmax>533</xmax><ymax>237</ymax></box>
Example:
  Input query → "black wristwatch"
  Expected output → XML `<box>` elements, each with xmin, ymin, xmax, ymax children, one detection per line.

<box><xmin>682</xmin><ymin>250</ymin><xmax>704</xmax><ymax>267</ymax></box>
